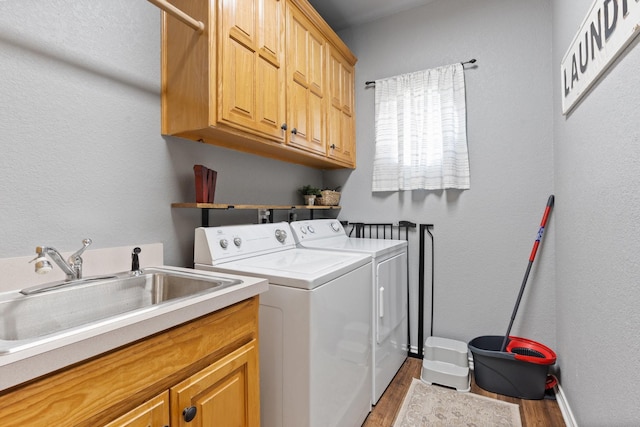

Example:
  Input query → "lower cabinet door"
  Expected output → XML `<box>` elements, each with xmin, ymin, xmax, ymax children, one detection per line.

<box><xmin>170</xmin><ymin>339</ymin><xmax>260</xmax><ymax>427</ymax></box>
<box><xmin>104</xmin><ymin>391</ymin><xmax>170</xmax><ymax>427</ymax></box>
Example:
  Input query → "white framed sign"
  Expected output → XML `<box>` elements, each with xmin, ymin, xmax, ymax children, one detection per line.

<box><xmin>561</xmin><ymin>0</ymin><xmax>640</xmax><ymax>115</ymax></box>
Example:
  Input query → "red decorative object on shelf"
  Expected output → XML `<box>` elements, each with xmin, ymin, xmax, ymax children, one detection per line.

<box><xmin>194</xmin><ymin>165</ymin><xmax>217</xmax><ymax>203</ymax></box>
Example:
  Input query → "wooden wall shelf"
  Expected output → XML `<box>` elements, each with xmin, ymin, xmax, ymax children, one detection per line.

<box><xmin>171</xmin><ymin>203</ymin><xmax>341</xmax><ymax>226</ymax></box>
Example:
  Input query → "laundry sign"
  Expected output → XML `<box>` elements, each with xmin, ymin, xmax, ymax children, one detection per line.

<box><xmin>561</xmin><ymin>0</ymin><xmax>640</xmax><ymax>114</ymax></box>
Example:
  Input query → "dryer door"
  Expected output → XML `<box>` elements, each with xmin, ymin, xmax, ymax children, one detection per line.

<box><xmin>376</xmin><ymin>252</ymin><xmax>408</xmax><ymax>344</ymax></box>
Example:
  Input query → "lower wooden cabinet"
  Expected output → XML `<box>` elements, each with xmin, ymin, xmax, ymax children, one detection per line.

<box><xmin>0</xmin><ymin>297</ymin><xmax>260</xmax><ymax>427</ymax></box>
<box><xmin>104</xmin><ymin>392</ymin><xmax>170</xmax><ymax>427</ymax></box>
<box><xmin>105</xmin><ymin>339</ymin><xmax>259</xmax><ymax>427</ymax></box>
<box><xmin>171</xmin><ymin>340</ymin><xmax>260</xmax><ymax>427</ymax></box>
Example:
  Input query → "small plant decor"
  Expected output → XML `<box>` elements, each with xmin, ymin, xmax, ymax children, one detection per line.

<box><xmin>298</xmin><ymin>185</ymin><xmax>322</xmax><ymax>196</ymax></box>
<box><xmin>298</xmin><ymin>185</ymin><xmax>321</xmax><ymax>206</ymax></box>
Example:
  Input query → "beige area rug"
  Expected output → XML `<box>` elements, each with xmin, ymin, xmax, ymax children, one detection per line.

<box><xmin>393</xmin><ymin>379</ymin><xmax>522</xmax><ymax>427</ymax></box>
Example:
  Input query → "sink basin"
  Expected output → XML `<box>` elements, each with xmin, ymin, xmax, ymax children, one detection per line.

<box><xmin>0</xmin><ymin>268</ymin><xmax>242</xmax><ymax>352</ymax></box>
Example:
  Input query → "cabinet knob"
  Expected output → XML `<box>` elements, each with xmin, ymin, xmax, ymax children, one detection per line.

<box><xmin>183</xmin><ymin>406</ymin><xmax>197</xmax><ymax>422</ymax></box>
<box><xmin>291</xmin><ymin>128</ymin><xmax>297</xmax><ymax>135</ymax></box>
<box><xmin>281</xmin><ymin>123</ymin><xmax>287</xmax><ymax>130</ymax></box>
<box><xmin>330</xmin><ymin>144</ymin><xmax>336</xmax><ymax>149</ymax></box>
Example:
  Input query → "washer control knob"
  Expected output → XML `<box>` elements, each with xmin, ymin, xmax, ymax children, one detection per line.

<box><xmin>275</xmin><ymin>229</ymin><xmax>288</xmax><ymax>243</ymax></box>
<box><xmin>330</xmin><ymin>222</ymin><xmax>341</xmax><ymax>232</ymax></box>
<box><xmin>219</xmin><ymin>239</ymin><xmax>229</xmax><ymax>249</ymax></box>
<box><xmin>299</xmin><ymin>226</ymin><xmax>307</xmax><ymax>234</ymax></box>
<box><xmin>233</xmin><ymin>237</ymin><xmax>242</xmax><ymax>247</ymax></box>
<box><xmin>308</xmin><ymin>226</ymin><xmax>315</xmax><ymax>233</ymax></box>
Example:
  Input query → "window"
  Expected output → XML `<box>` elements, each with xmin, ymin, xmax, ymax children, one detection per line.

<box><xmin>372</xmin><ymin>63</ymin><xmax>470</xmax><ymax>191</ymax></box>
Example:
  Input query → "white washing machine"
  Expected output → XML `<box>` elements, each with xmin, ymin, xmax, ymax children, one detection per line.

<box><xmin>290</xmin><ymin>219</ymin><xmax>408</xmax><ymax>404</ymax></box>
<box><xmin>194</xmin><ymin>222</ymin><xmax>372</xmax><ymax>427</ymax></box>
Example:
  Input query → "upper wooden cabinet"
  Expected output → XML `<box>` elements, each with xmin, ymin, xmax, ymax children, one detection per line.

<box><xmin>285</xmin><ymin>4</ymin><xmax>326</xmax><ymax>157</ymax></box>
<box><xmin>326</xmin><ymin>43</ymin><xmax>356</xmax><ymax>166</ymax></box>
<box><xmin>219</xmin><ymin>0</ymin><xmax>286</xmax><ymax>141</ymax></box>
<box><xmin>160</xmin><ymin>0</ymin><xmax>357</xmax><ymax>169</ymax></box>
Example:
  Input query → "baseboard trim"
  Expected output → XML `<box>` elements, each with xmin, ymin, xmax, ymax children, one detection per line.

<box><xmin>554</xmin><ymin>379</ymin><xmax>578</xmax><ymax>427</ymax></box>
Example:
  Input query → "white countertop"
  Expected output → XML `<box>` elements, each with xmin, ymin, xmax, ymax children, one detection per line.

<box><xmin>0</xmin><ymin>266</ymin><xmax>268</xmax><ymax>392</ymax></box>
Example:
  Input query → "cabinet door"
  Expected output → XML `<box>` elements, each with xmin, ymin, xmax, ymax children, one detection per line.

<box><xmin>104</xmin><ymin>392</ymin><xmax>170</xmax><ymax>427</ymax></box>
<box><xmin>170</xmin><ymin>340</ymin><xmax>260</xmax><ymax>427</ymax></box>
<box><xmin>286</xmin><ymin>4</ymin><xmax>326</xmax><ymax>156</ymax></box>
<box><xmin>220</xmin><ymin>0</ymin><xmax>286</xmax><ymax>140</ymax></box>
<box><xmin>327</xmin><ymin>45</ymin><xmax>356</xmax><ymax>167</ymax></box>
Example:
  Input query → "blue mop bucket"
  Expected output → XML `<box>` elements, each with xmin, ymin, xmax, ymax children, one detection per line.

<box><xmin>468</xmin><ymin>335</ymin><xmax>556</xmax><ymax>400</ymax></box>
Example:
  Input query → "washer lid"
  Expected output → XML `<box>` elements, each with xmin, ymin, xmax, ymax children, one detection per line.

<box><xmin>202</xmin><ymin>248</ymin><xmax>370</xmax><ymax>290</ymax></box>
<box><xmin>296</xmin><ymin>235</ymin><xmax>407</xmax><ymax>258</ymax></box>
<box><xmin>290</xmin><ymin>219</ymin><xmax>407</xmax><ymax>256</ymax></box>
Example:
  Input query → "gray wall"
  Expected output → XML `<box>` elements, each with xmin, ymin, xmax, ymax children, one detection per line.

<box><xmin>552</xmin><ymin>0</ymin><xmax>640</xmax><ymax>424</ymax></box>
<box><xmin>0</xmin><ymin>0</ymin><xmax>322</xmax><ymax>266</ymax></box>
<box><xmin>4</xmin><ymin>0</ymin><xmax>638</xmax><ymax>422</ymax></box>
<box><xmin>329</xmin><ymin>0</ymin><xmax>556</xmax><ymax>353</ymax></box>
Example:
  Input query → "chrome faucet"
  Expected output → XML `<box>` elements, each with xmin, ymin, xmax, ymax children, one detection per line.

<box><xmin>22</xmin><ymin>238</ymin><xmax>121</xmax><ymax>296</ymax></box>
<box><xmin>31</xmin><ymin>238</ymin><xmax>92</xmax><ymax>281</ymax></box>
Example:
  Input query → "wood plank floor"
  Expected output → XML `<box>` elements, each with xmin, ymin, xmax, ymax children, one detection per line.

<box><xmin>363</xmin><ymin>357</ymin><xmax>565</xmax><ymax>426</ymax></box>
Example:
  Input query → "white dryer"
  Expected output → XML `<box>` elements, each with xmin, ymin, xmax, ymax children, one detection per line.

<box><xmin>290</xmin><ymin>219</ymin><xmax>408</xmax><ymax>404</ymax></box>
<box><xmin>194</xmin><ymin>222</ymin><xmax>372</xmax><ymax>427</ymax></box>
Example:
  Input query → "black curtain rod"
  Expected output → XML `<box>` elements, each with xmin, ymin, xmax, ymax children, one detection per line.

<box><xmin>365</xmin><ymin>58</ymin><xmax>477</xmax><ymax>86</ymax></box>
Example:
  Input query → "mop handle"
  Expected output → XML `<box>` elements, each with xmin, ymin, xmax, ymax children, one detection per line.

<box><xmin>529</xmin><ymin>195</ymin><xmax>555</xmax><ymax>263</ymax></box>
<box><xmin>500</xmin><ymin>195</ymin><xmax>554</xmax><ymax>352</ymax></box>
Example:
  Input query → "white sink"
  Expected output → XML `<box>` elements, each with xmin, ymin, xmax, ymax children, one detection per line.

<box><xmin>0</xmin><ymin>268</ymin><xmax>241</xmax><ymax>348</ymax></box>
<box><xmin>0</xmin><ymin>266</ymin><xmax>267</xmax><ymax>391</ymax></box>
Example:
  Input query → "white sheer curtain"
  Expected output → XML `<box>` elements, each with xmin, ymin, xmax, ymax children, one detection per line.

<box><xmin>372</xmin><ymin>63</ymin><xmax>470</xmax><ymax>191</ymax></box>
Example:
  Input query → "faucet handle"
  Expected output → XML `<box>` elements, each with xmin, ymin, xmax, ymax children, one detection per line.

<box><xmin>69</xmin><ymin>238</ymin><xmax>92</xmax><ymax>262</ymax></box>
<box><xmin>67</xmin><ymin>238</ymin><xmax>92</xmax><ymax>279</ymax></box>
